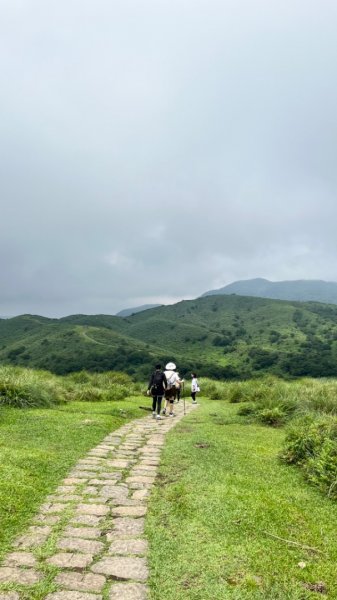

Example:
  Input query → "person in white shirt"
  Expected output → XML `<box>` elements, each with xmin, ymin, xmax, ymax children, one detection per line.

<box><xmin>163</xmin><ymin>361</ymin><xmax>182</xmax><ymax>417</ymax></box>
<box><xmin>191</xmin><ymin>373</ymin><xmax>200</xmax><ymax>404</ymax></box>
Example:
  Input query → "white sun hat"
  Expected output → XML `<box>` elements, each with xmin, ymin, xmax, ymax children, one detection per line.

<box><xmin>165</xmin><ymin>362</ymin><xmax>176</xmax><ymax>370</ymax></box>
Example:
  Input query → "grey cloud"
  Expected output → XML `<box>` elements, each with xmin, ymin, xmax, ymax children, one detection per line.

<box><xmin>1</xmin><ymin>0</ymin><xmax>337</xmax><ymax>316</ymax></box>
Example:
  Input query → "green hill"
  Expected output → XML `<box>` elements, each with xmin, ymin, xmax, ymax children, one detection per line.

<box><xmin>1</xmin><ymin>295</ymin><xmax>337</xmax><ymax>379</ymax></box>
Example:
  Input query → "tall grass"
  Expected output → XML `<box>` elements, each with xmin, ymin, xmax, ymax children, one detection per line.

<box><xmin>0</xmin><ymin>366</ymin><xmax>137</xmax><ymax>408</ymax></box>
<box><xmin>280</xmin><ymin>413</ymin><xmax>337</xmax><ymax>498</ymax></box>
<box><xmin>0</xmin><ymin>366</ymin><xmax>63</xmax><ymax>407</ymax></box>
<box><xmin>217</xmin><ymin>376</ymin><xmax>337</xmax><ymax>499</ymax></box>
<box><xmin>226</xmin><ymin>377</ymin><xmax>337</xmax><ymax>426</ymax></box>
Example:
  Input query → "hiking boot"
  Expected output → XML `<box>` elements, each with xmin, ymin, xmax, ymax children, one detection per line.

<box><xmin>162</xmin><ymin>409</ymin><xmax>166</xmax><ymax>415</ymax></box>
<box><xmin>152</xmin><ymin>411</ymin><xmax>156</xmax><ymax>418</ymax></box>
<box><xmin>156</xmin><ymin>414</ymin><xmax>162</xmax><ymax>420</ymax></box>
<box><xmin>169</xmin><ymin>412</ymin><xmax>175</xmax><ymax>417</ymax></box>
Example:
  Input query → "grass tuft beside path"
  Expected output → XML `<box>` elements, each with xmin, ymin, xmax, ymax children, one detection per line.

<box><xmin>146</xmin><ymin>399</ymin><xmax>337</xmax><ymax>599</ymax></box>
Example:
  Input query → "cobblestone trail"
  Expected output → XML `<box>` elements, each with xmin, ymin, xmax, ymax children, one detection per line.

<box><xmin>0</xmin><ymin>402</ymin><xmax>196</xmax><ymax>600</ymax></box>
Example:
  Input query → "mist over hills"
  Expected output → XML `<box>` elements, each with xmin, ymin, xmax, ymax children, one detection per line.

<box><xmin>202</xmin><ymin>278</ymin><xmax>337</xmax><ymax>304</ymax></box>
<box><xmin>1</xmin><ymin>294</ymin><xmax>337</xmax><ymax>380</ymax></box>
<box><xmin>116</xmin><ymin>304</ymin><xmax>162</xmax><ymax>318</ymax></box>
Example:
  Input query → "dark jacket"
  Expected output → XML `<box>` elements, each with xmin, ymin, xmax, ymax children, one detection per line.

<box><xmin>148</xmin><ymin>370</ymin><xmax>167</xmax><ymax>396</ymax></box>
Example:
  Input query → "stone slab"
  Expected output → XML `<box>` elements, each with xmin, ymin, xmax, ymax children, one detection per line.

<box><xmin>70</xmin><ymin>472</ymin><xmax>93</xmax><ymax>479</ymax></box>
<box><xmin>135</xmin><ymin>465</ymin><xmax>157</xmax><ymax>472</ymax></box>
<box><xmin>131</xmin><ymin>490</ymin><xmax>149</xmax><ymax>501</ymax></box>
<box><xmin>34</xmin><ymin>514</ymin><xmax>61</xmax><ymax>525</ymax></box>
<box><xmin>111</xmin><ymin>506</ymin><xmax>147</xmax><ymax>518</ymax></box>
<box><xmin>0</xmin><ymin>566</ymin><xmax>41</xmax><ymax>584</ymax></box>
<box><xmin>64</xmin><ymin>478</ymin><xmax>86</xmax><ymax>485</ymax></box>
<box><xmin>74</xmin><ymin>465</ymin><xmax>102</xmax><ymax>471</ymax></box>
<box><xmin>54</xmin><ymin>572</ymin><xmax>106</xmax><ymax>593</ymax></box>
<box><xmin>47</xmin><ymin>553</ymin><xmax>93</xmax><ymax>569</ymax></box>
<box><xmin>57</xmin><ymin>538</ymin><xmax>104</xmax><ymax>555</ymax></box>
<box><xmin>91</xmin><ymin>556</ymin><xmax>148</xmax><ymax>581</ymax></box>
<box><xmin>47</xmin><ymin>495</ymin><xmax>82</xmax><ymax>503</ymax></box>
<box><xmin>106</xmin><ymin>518</ymin><xmax>145</xmax><ymax>539</ymax></box>
<box><xmin>41</xmin><ymin>502</ymin><xmax>68</xmax><ymax>514</ymax></box>
<box><xmin>14</xmin><ymin>525</ymin><xmax>51</xmax><ymax>548</ymax></box>
<box><xmin>108</xmin><ymin>498</ymin><xmax>139</xmax><ymax>507</ymax></box>
<box><xmin>64</xmin><ymin>526</ymin><xmax>102</xmax><ymax>539</ymax></box>
<box><xmin>125</xmin><ymin>477</ymin><xmax>155</xmax><ymax>485</ymax></box>
<box><xmin>46</xmin><ymin>593</ymin><xmax>102</xmax><ymax>600</ymax></box>
<box><xmin>107</xmin><ymin>460</ymin><xmax>132</xmax><ymax>469</ymax></box>
<box><xmin>4</xmin><ymin>551</ymin><xmax>37</xmax><ymax>567</ymax></box>
<box><xmin>85</xmin><ymin>497</ymin><xmax>108</xmax><ymax>505</ymax></box>
<box><xmin>109</xmin><ymin>583</ymin><xmax>148</xmax><ymax>599</ymax></box>
<box><xmin>76</xmin><ymin>504</ymin><xmax>109</xmax><ymax>516</ymax></box>
<box><xmin>83</xmin><ymin>486</ymin><xmax>99</xmax><ymax>495</ymax></box>
<box><xmin>0</xmin><ymin>594</ymin><xmax>20</xmax><ymax>600</ymax></box>
<box><xmin>99</xmin><ymin>486</ymin><xmax>128</xmax><ymax>498</ymax></box>
<box><xmin>71</xmin><ymin>515</ymin><xmax>104</xmax><ymax>527</ymax></box>
<box><xmin>108</xmin><ymin>539</ymin><xmax>148</xmax><ymax>556</ymax></box>
<box><xmin>57</xmin><ymin>485</ymin><xmax>77</xmax><ymax>493</ymax></box>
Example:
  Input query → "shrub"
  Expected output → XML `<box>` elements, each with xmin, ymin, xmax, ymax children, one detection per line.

<box><xmin>281</xmin><ymin>414</ymin><xmax>337</xmax><ymax>498</ymax></box>
<box><xmin>237</xmin><ymin>403</ymin><xmax>255</xmax><ymax>416</ymax></box>
<box><xmin>104</xmin><ymin>384</ymin><xmax>129</xmax><ymax>401</ymax></box>
<box><xmin>258</xmin><ymin>407</ymin><xmax>286</xmax><ymax>427</ymax></box>
<box><xmin>76</xmin><ymin>386</ymin><xmax>106</xmax><ymax>402</ymax></box>
<box><xmin>0</xmin><ymin>366</ymin><xmax>62</xmax><ymax>407</ymax></box>
<box><xmin>228</xmin><ymin>385</ymin><xmax>248</xmax><ymax>403</ymax></box>
<box><xmin>199</xmin><ymin>378</ymin><xmax>227</xmax><ymax>400</ymax></box>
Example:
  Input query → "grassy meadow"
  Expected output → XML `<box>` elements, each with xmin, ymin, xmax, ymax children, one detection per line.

<box><xmin>147</xmin><ymin>395</ymin><xmax>337</xmax><ymax>600</ymax></box>
<box><xmin>1</xmin><ymin>366</ymin><xmax>337</xmax><ymax>599</ymax></box>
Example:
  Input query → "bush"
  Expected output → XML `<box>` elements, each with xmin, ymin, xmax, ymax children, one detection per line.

<box><xmin>237</xmin><ymin>402</ymin><xmax>255</xmax><ymax>416</ymax></box>
<box><xmin>199</xmin><ymin>379</ymin><xmax>226</xmax><ymax>400</ymax></box>
<box><xmin>281</xmin><ymin>414</ymin><xmax>337</xmax><ymax>498</ymax></box>
<box><xmin>258</xmin><ymin>406</ymin><xmax>287</xmax><ymax>427</ymax></box>
<box><xmin>76</xmin><ymin>386</ymin><xmax>106</xmax><ymax>402</ymax></box>
<box><xmin>228</xmin><ymin>385</ymin><xmax>248</xmax><ymax>403</ymax></box>
<box><xmin>0</xmin><ymin>366</ymin><xmax>63</xmax><ymax>407</ymax></box>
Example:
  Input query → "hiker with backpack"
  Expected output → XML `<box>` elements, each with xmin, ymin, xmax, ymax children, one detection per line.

<box><xmin>191</xmin><ymin>372</ymin><xmax>200</xmax><ymax>404</ymax></box>
<box><xmin>163</xmin><ymin>362</ymin><xmax>182</xmax><ymax>417</ymax></box>
<box><xmin>147</xmin><ymin>364</ymin><xmax>167</xmax><ymax>420</ymax></box>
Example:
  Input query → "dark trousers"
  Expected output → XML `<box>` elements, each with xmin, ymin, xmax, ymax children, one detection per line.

<box><xmin>191</xmin><ymin>391</ymin><xmax>197</xmax><ymax>402</ymax></box>
<box><xmin>152</xmin><ymin>395</ymin><xmax>163</xmax><ymax>414</ymax></box>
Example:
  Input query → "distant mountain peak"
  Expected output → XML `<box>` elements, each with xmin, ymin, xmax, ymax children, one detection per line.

<box><xmin>202</xmin><ymin>278</ymin><xmax>337</xmax><ymax>304</ymax></box>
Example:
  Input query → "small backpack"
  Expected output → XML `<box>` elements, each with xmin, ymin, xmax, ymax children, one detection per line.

<box><xmin>151</xmin><ymin>371</ymin><xmax>164</xmax><ymax>394</ymax></box>
<box><xmin>166</xmin><ymin>371</ymin><xmax>176</xmax><ymax>390</ymax></box>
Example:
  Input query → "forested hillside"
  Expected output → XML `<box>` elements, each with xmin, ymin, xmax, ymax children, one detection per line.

<box><xmin>1</xmin><ymin>295</ymin><xmax>337</xmax><ymax>379</ymax></box>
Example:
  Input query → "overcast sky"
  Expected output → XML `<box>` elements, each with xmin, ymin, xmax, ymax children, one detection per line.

<box><xmin>1</xmin><ymin>0</ymin><xmax>337</xmax><ymax>317</ymax></box>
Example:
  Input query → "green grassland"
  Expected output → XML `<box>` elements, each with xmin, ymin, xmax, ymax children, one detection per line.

<box><xmin>147</xmin><ymin>398</ymin><xmax>337</xmax><ymax>599</ymax></box>
<box><xmin>2</xmin><ymin>295</ymin><xmax>337</xmax><ymax>379</ymax></box>
<box><xmin>0</xmin><ymin>366</ymin><xmax>337</xmax><ymax>599</ymax></box>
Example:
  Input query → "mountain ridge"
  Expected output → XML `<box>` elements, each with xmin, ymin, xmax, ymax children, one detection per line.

<box><xmin>202</xmin><ymin>278</ymin><xmax>337</xmax><ymax>304</ymax></box>
<box><xmin>1</xmin><ymin>293</ymin><xmax>337</xmax><ymax>380</ymax></box>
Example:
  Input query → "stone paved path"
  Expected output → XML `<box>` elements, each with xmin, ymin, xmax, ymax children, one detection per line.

<box><xmin>0</xmin><ymin>401</ymin><xmax>196</xmax><ymax>600</ymax></box>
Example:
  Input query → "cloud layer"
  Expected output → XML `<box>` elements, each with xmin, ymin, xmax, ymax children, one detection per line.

<box><xmin>1</xmin><ymin>0</ymin><xmax>337</xmax><ymax>316</ymax></box>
